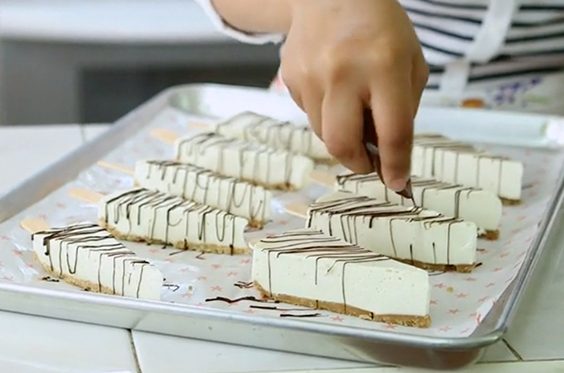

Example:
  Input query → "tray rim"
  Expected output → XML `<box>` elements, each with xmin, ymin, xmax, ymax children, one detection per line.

<box><xmin>0</xmin><ymin>83</ymin><xmax>562</xmax><ymax>353</ymax></box>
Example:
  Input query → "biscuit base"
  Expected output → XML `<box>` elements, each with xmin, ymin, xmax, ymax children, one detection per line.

<box><xmin>35</xmin><ymin>253</ymin><xmax>118</xmax><ymax>295</ymax></box>
<box><xmin>100</xmin><ymin>221</ymin><xmax>249</xmax><ymax>255</ymax></box>
<box><xmin>396</xmin><ymin>259</ymin><xmax>476</xmax><ymax>273</ymax></box>
<box><xmin>501</xmin><ymin>197</ymin><xmax>521</xmax><ymax>206</ymax></box>
<box><xmin>255</xmin><ymin>282</ymin><xmax>431</xmax><ymax>328</ymax></box>
<box><xmin>248</xmin><ymin>219</ymin><xmax>266</xmax><ymax>229</ymax></box>
<box><xmin>480</xmin><ymin>229</ymin><xmax>500</xmax><ymax>241</ymax></box>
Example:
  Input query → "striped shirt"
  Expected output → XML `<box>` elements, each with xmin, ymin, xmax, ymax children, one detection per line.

<box><xmin>402</xmin><ymin>0</ymin><xmax>564</xmax><ymax>89</ymax></box>
<box><xmin>197</xmin><ymin>0</ymin><xmax>564</xmax><ymax>92</ymax></box>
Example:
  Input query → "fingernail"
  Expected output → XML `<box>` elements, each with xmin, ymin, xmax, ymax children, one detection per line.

<box><xmin>388</xmin><ymin>178</ymin><xmax>407</xmax><ymax>192</ymax></box>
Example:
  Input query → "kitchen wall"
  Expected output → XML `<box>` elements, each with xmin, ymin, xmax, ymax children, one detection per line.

<box><xmin>0</xmin><ymin>0</ymin><xmax>279</xmax><ymax>125</ymax></box>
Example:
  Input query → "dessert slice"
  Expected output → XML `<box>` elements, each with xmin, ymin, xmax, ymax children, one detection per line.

<box><xmin>306</xmin><ymin>191</ymin><xmax>478</xmax><ymax>272</ymax></box>
<box><xmin>134</xmin><ymin>160</ymin><xmax>271</xmax><ymax>228</ymax></box>
<box><xmin>32</xmin><ymin>223</ymin><xmax>163</xmax><ymax>299</ymax></box>
<box><xmin>336</xmin><ymin>172</ymin><xmax>502</xmax><ymax>239</ymax></box>
<box><xmin>252</xmin><ymin>229</ymin><xmax>431</xmax><ymax>327</ymax></box>
<box><xmin>175</xmin><ymin>132</ymin><xmax>315</xmax><ymax>190</ymax></box>
<box><xmin>213</xmin><ymin>111</ymin><xmax>332</xmax><ymax>162</ymax></box>
<box><xmin>412</xmin><ymin>134</ymin><xmax>523</xmax><ymax>202</ymax></box>
<box><xmin>99</xmin><ymin>188</ymin><xmax>249</xmax><ymax>255</ymax></box>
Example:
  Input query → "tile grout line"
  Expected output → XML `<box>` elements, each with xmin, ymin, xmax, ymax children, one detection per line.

<box><xmin>129</xmin><ymin>330</ymin><xmax>144</xmax><ymax>373</ymax></box>
<box><xmin>502</xmin><ymin>338</ymin><xmax>524</xmax><ymax>361</ymax></box>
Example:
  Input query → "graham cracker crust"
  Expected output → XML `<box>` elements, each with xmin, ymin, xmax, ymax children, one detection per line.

<box><xmin>397</xmin><ymin>259</ymin><xmax>476</xmax><ymax>273</ymax></box>
<box><xmin>501</xmin><ymin>197</ymin><xmax>521</xmax><ymax>206</ymax></box>
<box><xmin>35</xmin><ymin>253</ymin><xmax>118</xmax><ymax>295</ymax></box>
<box><xmin>255</xmin><ymin>282</ymin><xmax>431</xmax><ymax>328</ymax></box>
<box><xmin>248</xmin><ymin>219</ymin><xmax>266</xmax><ymax>229</ymax></box>
<box><xmin>480</xmin><ymin>229</ymin><xmax>500</xmax><ymax>241</ymax></box>
<box><xmin>100</xmin><ymin>220</ymin><xmax>249</xmax><ymax>255</ymax></box>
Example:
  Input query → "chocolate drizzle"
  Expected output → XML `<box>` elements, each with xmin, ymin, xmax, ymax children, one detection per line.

<box><xmin>257</xmin><ymin>230</ymin><xmax>391</xmax><ymax>312</ymax></box>
<box><xmin>412</xmin><ymin>135</ymin><xmax>515</xmax><ymax>197</ymax></box>
<box><xmin>32</xmin><ymin>223</ymin><xmax>155</xmax><ymax>297</ymax></box>
<box><xmin>175</xmin><ymin>131</ymin><xmax>310</xmax><ymax>190</ymax></box>
<box><xmin>337</xmin><ymin>172</ymin><xmax>480</xmax><ymax>219</ymax></box>
<box><xmin>306</xmin><ymin>194</ymin><xmax>466</xmax><ymax>265</ymax></box>
<box><xmin>205</xmin><ymin>296</ymin><xmax>273</xmax><ymax>304</ymax></box>
<box><xmin>163</xmin><ymin>283</ymin><xmax>180</xmax><ymax>292</ymax></box>
<box><xmin>102</xmin><ymin>188</ymin><xmax>246</xmax><ymax>254</ymax></box>
<box><xmin>280</xmin><ymin>313</ymin><xmax>321</xmax><ymax>318</ymax></box>
<box><xmin>215</xmin><ymin>111</ymin><xmax>330</xmax><ymax>160</ymax></box>
<box><xmin>234</xmin><ymin>281</ymin><xmax>254</xmax><ymax>289</ymax></box>
<box><xmin>250</xmin><ymin>305</ymin><xmax>311</xmax><ymax>311</ymax></box>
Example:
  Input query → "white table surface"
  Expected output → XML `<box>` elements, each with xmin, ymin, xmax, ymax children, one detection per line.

<box><xmin>0</xmin><ymin>124</ymin><xmax>563</xmax><ymax>373</ymax></box>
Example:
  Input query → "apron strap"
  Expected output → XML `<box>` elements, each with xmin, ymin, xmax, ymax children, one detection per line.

<box><xmin>466</xmin><ymin>0</ymin><xmax>521</xmax><ymax>63</ymax></box>
<box><xmin>439</xmin><ymin>0</ymin><xmax>522</xmax><ymax>95</ymax></box>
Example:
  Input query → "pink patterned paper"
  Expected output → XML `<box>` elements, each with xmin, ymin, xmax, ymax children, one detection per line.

<box><xmin>0</xmin><ymin>107</ymin><xmax>562</xmax><ymax>338</ymax></box>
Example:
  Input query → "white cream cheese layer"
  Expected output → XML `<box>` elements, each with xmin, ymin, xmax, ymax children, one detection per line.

<box><xmin>412</xmin><ymin>135</ymin><xmax>523</xmax><ymax>201</ymax></box>
<box><xmin>251</xmin><ymin>229</ymin><xmax>430</xmax><ymax>317</ymax></box>
<box><xmin>32</xmin><ymin>223</ymin><xmax>163</xmax><ymax>300</ymax></box>
<box><xmin>135</xmin><ymin>160</ymin><xmax>271</xmax><ymax>225</ymax></box>
<box><xmin>306</xmin><ymin>192</ymin><xmax>478</xmax><ymax>267</ymax></box>
<box><xmin>214</xmin><ymin>111</ymin><xmax>332</xmax><ymax>162</ymax></box>
<box><xmin>99</xmin><ymin>188</ymin><xmax>248</xmax><ymax>253</ymax></box>
<box><xmin>336</xmin><ymin>173</ymin><xmax>502</xmax><ymax>231</ymax></box>
<box><xmin>175</xmin><ymin>132</ymin><xmax>314</xmax><ymax>190</ymax></box>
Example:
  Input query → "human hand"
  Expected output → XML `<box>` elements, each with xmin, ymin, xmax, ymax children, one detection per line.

<box><xmin>281</xmin><ymin>0</ymin><xmax>428</xmax><ymax>191</ymax></box>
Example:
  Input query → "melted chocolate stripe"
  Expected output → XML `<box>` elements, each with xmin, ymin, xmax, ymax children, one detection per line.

<box><xmin>339</xmin><ymin>173</ymin><xmax>485</xmax><ymax>218</ymax></box>
<box><xmin>218</xmin><ymin>112</ymin><xmax>324</xmax><ymax>158</ymax></box>
<box><xmin>307</xmin><ymin>195</ymin><xmax>468</xmax><ymax>265</ymax></box>
<box><xmin>176</xmin><ymin>131</ymin><xmax>308</xmax><ymax>187</ymax></box>
<box><xmin>104</xmin><ymin>188</ymin><xmax>246</xmax><ymax>252</ymax></box>
<box><xmin>414</xmin><ymin>137</ymin><xmax>512</xmax><ymax>194</ymax></box>
<box><xmin>258</xmin><ymin>230</ymin><xmax>392</xmax><ymax>312</ymax></box>
<box><xmin>34</xmin><ymin>223</ymin><xmax>152</xmax><ymax>296</ymax></box>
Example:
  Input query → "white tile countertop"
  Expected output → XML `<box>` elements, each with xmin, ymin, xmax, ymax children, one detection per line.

<box><xmin>0</xmin><ymin>124</ymin><xmax>563</xmax><ymax>372</ymax></box>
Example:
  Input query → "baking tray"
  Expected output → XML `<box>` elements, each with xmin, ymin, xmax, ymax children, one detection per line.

<box><xmin>0</xmin><ymin>84</ymin><xmax>563</xmax><ymax>369</ymax></box>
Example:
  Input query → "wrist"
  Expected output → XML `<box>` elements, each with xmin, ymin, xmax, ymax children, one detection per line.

<box><xmin>211</xmin><ymin>0</ymin><xmax>293</xmax><ymax>34</ymax></box>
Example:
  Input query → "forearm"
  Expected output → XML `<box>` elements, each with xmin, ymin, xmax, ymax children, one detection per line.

<box><xmin>211</xmin><ymin>0</ymin><xmax>293</xmax><ymax>34</ymax></box>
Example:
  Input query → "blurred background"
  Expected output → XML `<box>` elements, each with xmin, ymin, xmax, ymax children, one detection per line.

<box><xmin>0</xmin><ymin>0</ymin><xmax>280</xmax><ymax>125</ymax></box>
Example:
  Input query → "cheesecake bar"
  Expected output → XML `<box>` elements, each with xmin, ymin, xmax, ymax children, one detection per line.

<box><xmin>175</xmin><ymin>132</ymin><xmax>314</xmax><ymax>190</ymax></box>
<box><xmin>99</xmin><ymin>188</ymin><xmax>249</xmax><ymax>255</ymax></box>
<box><xmin>336</xmin><ymin>172</ymin><xmax>502</xmax><ymax>239</ymax></box>
<box><xmin>306</xmin><ymin>191</ymin><xmax>478</xmax><ymax>272</ymax></box>
<box><xmin>32</xmin><ymin>223</ymin><xmax>163</xmax><ymax>299</ymax></box>
<box><xmin>252</xmin><ymin>229</ymin><xmax>431</xmax><ymax>327</ymax></box>
<box><xmin>135</xmin><ymin>160</ymin><xmax>271</xmax><ymax>228</ymax></box>
<box><xmin>412</xmin><ymin>134</ymin><xmax>523</xmax><ymax>202</ymax></box>
<box><xmin>214</xmin><ymin>111</ymin><xmax>332</xmax><ymax>162</ymax></box>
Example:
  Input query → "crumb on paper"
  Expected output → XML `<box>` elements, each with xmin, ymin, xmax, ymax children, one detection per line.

<box><xmin>41</xmin><ymin>276</ymin><xmax>60</xmax><ymax>283</ymax></box>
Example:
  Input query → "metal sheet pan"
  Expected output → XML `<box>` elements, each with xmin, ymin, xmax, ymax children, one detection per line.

<box><xmin>0</xmin><ymin>84</ymin><xmax>563</xmax><ymax>369</ymax></box>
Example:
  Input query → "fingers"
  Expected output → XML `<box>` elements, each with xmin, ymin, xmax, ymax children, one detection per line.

<box><xmin>280</xmin><ymin>41</ymin><xmax>323</xmax><ymax>138</ymax></box>
<box><xmin>370</xmin><ymin>72</ymin><xmax>414</xmax><ymax>192</ymax></box>
<box><xmin>411</xmin><ymin>56</ymin><xmax>429</xmax><ymax>118</ymax></box>
<box><xmin>321</xmin><ymin>88</ymin><xmax>373</xmax><ymax>173</ymax></box>
<box><xmin>301</xmin><ymin>86</ymin><xmax>324</xmax><ymax>138</ymax></box>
